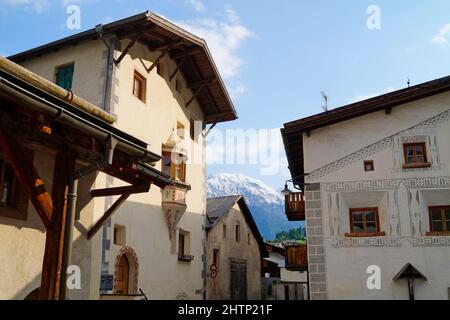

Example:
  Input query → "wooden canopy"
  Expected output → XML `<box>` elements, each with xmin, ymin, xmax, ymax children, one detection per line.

<box><xmin>9</xmin><ymin>11</ymin><xmax>237</xmax><ymax>124</ymax></box>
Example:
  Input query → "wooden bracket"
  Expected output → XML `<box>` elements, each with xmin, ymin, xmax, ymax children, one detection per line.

<box><xmin>146</xmin><ymin>49</ymin><xmax>169</xmax><ymax>73</ymax></box>
<box><xmin>0</xmin><ymin>128</ymin><xmax>53</xmax><ymax>229</ymax></box>
<box><xmin>186</xmin><ymin>85</ymin><xmax>206</xmax><ymax>108</ymax></box>
<box><xmin>90</xmin><ymin>184</ymin><xmax>150</xmax><ymax>197</ymax></box>
<box><xmin>170</xmin><ymin>57</ymin><xmax>186</xmax><ymax>81</ymax></box>
<box><xmin>87</xmin><ymin>193</ymin><xmax>131</xmax><ymax>240</ymax></box>
<box><xmin>114</xmin><ymin>37</ymin><xmax>139</xmax><ymax>66</ymax></box>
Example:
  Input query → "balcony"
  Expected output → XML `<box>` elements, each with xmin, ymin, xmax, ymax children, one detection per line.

<box><xmin>285</xmin><ymin>245</ymin><xmax>308</xmax><ymax>271</ymax></box>
<box><xmin>285</xmin><ymin>192</ymin><xmax>305</xmax><ymax>221</ymax></box>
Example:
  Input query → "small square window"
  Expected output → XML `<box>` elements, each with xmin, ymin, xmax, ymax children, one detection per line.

<box><xmin>133</xmin><ymin>70</ymin><xmax>147</xmax><ymax>102</ymax></box>
<box><xmin>114</xmin><ymin>225</ymin><xmax>126</xmax><ymax>246</ymax></box>
<box><xmin>364</xmin><ymin>160</ymin><xmax>374</xmax><ymax>172</ymax></box>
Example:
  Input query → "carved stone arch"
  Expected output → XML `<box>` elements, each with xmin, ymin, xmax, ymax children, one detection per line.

<box><xmin>114</xmin><ymin>245</ymin><xmax>139</xmax><ymax>295</ymax></box>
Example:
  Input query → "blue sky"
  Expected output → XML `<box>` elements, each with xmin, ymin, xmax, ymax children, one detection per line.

<box><xmin>2</xmin><ymin>0</ymin><xmax>450</xmax><ymax>190</ymax></box>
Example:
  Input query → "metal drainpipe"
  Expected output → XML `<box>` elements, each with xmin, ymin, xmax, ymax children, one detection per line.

<box><xmin>60</xmin><ymin>178</ymin><xmax>78</xmax><ymax>300</ymax></box>
<box><xmin>59</xmin><ymin>146</ymin><xmax>113</xmax><ymax>299</ymax></box>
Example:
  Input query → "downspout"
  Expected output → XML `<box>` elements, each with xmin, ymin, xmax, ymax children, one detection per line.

<box><xmin>60</xmin><ymin>137</ymin><xmax>117</xmax><ymax>299</ymax></box>
<box><xmin>96</xmin><ymin>24</ymin><xmax>115</xmax><ymax>112</ymax></box>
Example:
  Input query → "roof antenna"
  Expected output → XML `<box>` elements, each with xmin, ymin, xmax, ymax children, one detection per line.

<box><xmin>321</xmin><ymin>91</ymin><xmax>328</xmax><ymax>112</ymax></box>
<box><xmin>407</xmin><ymin>78</ymin><xmax>411</xmax><ymax>88</ymax></box>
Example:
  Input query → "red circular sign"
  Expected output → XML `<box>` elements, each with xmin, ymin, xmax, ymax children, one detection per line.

<box><xmin>210</xmin><ymin>264</ymin><xmax>218</xmax><ymax>279</ymax></box>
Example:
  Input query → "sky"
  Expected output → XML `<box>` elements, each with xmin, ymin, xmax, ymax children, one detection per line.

<box><xmin>2</xmin><ymin>0</ymin><xmax>450</xmax><ymax>191</ymax></box>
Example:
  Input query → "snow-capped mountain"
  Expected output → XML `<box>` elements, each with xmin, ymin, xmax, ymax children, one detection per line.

<box><xmin>207</xmin><ymin>173</ymin><xmax>303</xmax><ymax>240</ymax></box>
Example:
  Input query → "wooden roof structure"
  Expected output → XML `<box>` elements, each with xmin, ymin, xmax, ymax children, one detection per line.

<box><xmin>281</xmin><ymin>75</ymin><xmax>450</xmax><ymax>189</ymax></box>
<box><xmin>9</xmin><ymin>11</ymin><xmax>237</xmax><ymax>124</ymax></box>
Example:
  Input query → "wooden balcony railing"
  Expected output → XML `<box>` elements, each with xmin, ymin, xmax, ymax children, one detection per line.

<box><xmin>285</xmin><ymin>192</ymin><xmax>305</xmax><ymax>221</ymax></box>
<box><xmin>285</xmin><ymin>245</ymin><xmax>308</xmax><ymax>271</ymax></box>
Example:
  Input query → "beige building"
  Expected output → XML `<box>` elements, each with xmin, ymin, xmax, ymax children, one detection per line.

<box><xmin>282</xmin><ymin>75</ymin><xmax>450</xmax><ymax>300</ymax></box>
<box><xmin>206</xmin><ymin>196</ymin><xmax>267</xmax><ymax>300</ymax></box>
<box><xmin>0</xmin><ymin>11</ymin><xmax>237</xmax><ymax>300</ymax></box>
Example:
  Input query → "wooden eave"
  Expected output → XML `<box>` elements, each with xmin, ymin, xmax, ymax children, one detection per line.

<box><xmin>8</xmin><ymin>11</ymin><xmax>237</xmax><ymax>125</ymax></box>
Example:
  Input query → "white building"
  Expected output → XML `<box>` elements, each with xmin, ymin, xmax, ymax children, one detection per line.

<box><xmin>0</xmin><ymin>11</ymin><xmax>237</xmax><ymax>300</ymax></box>
<box><xmin>282</xmin><ymin>76</ymin><xmax>450</xmax><ymax>300</ymax></box>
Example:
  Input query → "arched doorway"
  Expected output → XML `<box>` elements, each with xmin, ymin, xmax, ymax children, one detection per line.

<box><xmin>116</xmin><ymin>255</ymin><xmax>130</xmax><ymax>294</ymax></box>
<box><xmin>114</xmin><ymin>246</ymin><xmax>139</xmax><ymax>295</ymax></box>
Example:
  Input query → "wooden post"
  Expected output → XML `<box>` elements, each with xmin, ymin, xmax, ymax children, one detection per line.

<box><xmin>40</xmin><ymin>152</ymin><xmax>76</xmax><ymax>300</ymax></box>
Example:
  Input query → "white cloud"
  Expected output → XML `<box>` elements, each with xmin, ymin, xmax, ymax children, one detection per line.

<box><xmin>229</xmin><ymin>84</ymin><xmax>247</xmax><ymax>99</ymax></box>
<box><xmin>2</xmin><ymin>0</ymin><xmax>50</xmax><ymax>13</ymax></box>
<box><xmin>346</xmin><ymin>86</ymin><xmax>396</xmax><ymax>104</ymax></box>
<box><xmin>176</xmin><ymin>6</ymin><xmax>253</xmax><ymax>79</ymax></box>
<box><xmin>186</xmin><ymin>0</ymin><xmax>205</xmax><ymax>12</ymax></box>
<box><xmin>431</xmin><ymin>23</ymin><xmax>450</xmax><ymax>46</ymax></box>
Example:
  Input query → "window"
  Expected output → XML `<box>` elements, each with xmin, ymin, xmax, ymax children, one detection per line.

<box><xmin>133</xmin><ymin>70</ymin><xmax>147</xmax><ymax>102</ymax></box>
<box><xmin>55</xmin><ymin>63</ymin><xmax>74</xmax><ymax>91</ymax></box>
<box><xmin>223</xmin><ymin>224</ymin><xmax>227</xmax><ymax>239</ymax></box>
<box><xmin>403</xmin><ymin>142</ymin><xmax>430</xmax><ymax>168</ymax></box>
<box><xmin>190</xmin><ymin>118</ymin><xmax>196</xmax><ymax>141</ymax></box>
<box><xmin>114</xmin><ymin>225</ymin><xmax>126</xmax><ymax>246</ymax></box>
<box><xmin>347</xmin><ymin>208</ymin><xmax>385</xmax><ymax>237</ymax></box>
<box><xmin>179</xmin><ymin>233</ymin><xmax>185</xmax><ymax>256</ymax></box>
<box><xmin>428</xmin><ymin>206</ymin><xmax>450</xmax><ymax>235</ymax></box>
<box><xmin>175</xmin><ymin>78</ymin><xmax>182</xmax><ymax>94</ymax></box>
<box><xmin>213</xmin><ymin>249</ymin><xmax>219</xmax><ymax>265</ymax></box>
<box><xmin>162</xmin><ymin>151</ymin><xmax>186</xmax><ymax>182</ymax></box>
<box><xmin>177</xmin><ymin>122</ymin><xmax>185</xmax><ymax>140</ymax></box>
<box><xmin>364</xmin><ymin>160</ymin><xmax>374</xmax><ymax>172</ymax></box>
<box><xmin>247</xmin><ymin>233</ymin><xmax>251</xmax><ymax>245</ymax></box>
<box><xmin>0</xmin><ymin>158</ymin><xmax>16</xmax><ymax>207</ymax></box>
<box><xmin>0</xmin><ymin>151</ymin><xmax>28</xmax><ymax>220</ymax></box>
<box><xmin>235</xmin><ymin>224</ymin><xmax>240</xmax><ymax>243</ymax></box>
<box><xmin>178</xmin><ymin>230</ymin><xmax>194</xmax><ymax>262</ymax></box>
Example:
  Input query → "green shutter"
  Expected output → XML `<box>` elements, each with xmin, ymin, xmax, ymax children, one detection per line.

<box><xmin>56</xmin><ymin>64</ymin><xmax>74</xmax><ymax>90</ymax></box>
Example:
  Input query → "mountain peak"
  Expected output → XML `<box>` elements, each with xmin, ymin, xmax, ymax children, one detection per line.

<box><xmin>207</xmin><ymin>173</ymin><xmax>283</xmax><ymax>205</ymax></box>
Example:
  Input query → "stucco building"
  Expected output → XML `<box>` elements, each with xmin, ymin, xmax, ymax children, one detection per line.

<box><xmin>206</xmin><ymin>196</ymin><xmax>267</xmax><ymax>300</ymax></box>
<box><xmin>282</xmin><ymin>76</ymin><xmax>450</xmax><ymax>300</ymax></box>
<box><xmin>0</xmin><ymin>11</ymin><xmax>237</xmax><ymax>300</ymax></box>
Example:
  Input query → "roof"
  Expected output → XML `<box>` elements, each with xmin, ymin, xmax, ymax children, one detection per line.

<box><xmin>9</xmin><ymin>11</ymin><xmax>237</xmax><ymax>125</ymax></box>
<box><xmin>393</xmin><ymin>263</ymin><xmax>427</xmax><ymax>281</ymax></box>
<box><xmin>206</xmin><ymin>195</ymin><xmax>268</xmax><ymax>257</ymax></box>
<box><xmin>281</xmin><ymin>74</ymin><xmax>450</xmax><ymax>189</ymax></box>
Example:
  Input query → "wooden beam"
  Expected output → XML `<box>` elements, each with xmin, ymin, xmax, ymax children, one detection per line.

<box><xmin>204</xmin><ymin>112</ymin><xmax>234</xmax><ymax>123</ymax></box>
<box><xmin>0</xmin><ymin>128</ymin><xmax>53</xmax><ymax>228</ymax></box>
<box><xmin>148</xmin><ymin>38</ymin><xmax>185</xmax><ymax>52</ymax></box>
<box><xmin>90</xmin><ymin>184</ymin><xmax>149</xmax><ymax>197</ymax></box>
<box><xmin>186</xmin><ymin>85</ymin><xmax>206</xmax><ymax>108</ymax></box>
<box><xmin>40</xmin><ymin>152</ymin><xmax>76</xmax><ymax>300</ymax></box>
<box><xmin>187</xmin><ymin>78</ymin><xmax>217</xmax><ymax>89</ymax></box>
<box><xmin>87</xmin><ymin>193</ymin><xmax>131</xmax><ymax>240</ymax></box>
<box><xmin>114</xmin><ymin>37</ymin><xmax>139</xmax><ymax>65</ymax></box>
<box><xmin>146</xmin><ymin>49</ymin><xmax>169</xmax><ymax>73</ymax></box>
<box><xmin>171</xmin><ymin>47</ymin><xmax>202</xmax><ymax>59</ymax></box>
<box><xmin>170</xmin><ymin>57</ymin><xmax>186</xmax><ymax>82</ymax></box>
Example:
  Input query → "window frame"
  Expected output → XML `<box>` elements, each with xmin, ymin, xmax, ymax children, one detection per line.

<box><xmin>55</xmin><ymin>62</ymin><xmax>75</xmax><ymax>91</ymax></box>
<box><xmin>162</xmin><ymin>150</ymin><xmax>186</xmax><ymax>182</ymax></box>
<box><xmin>347</xmin><ymin>207</ymin><xmax>385</xmax><ymax>237</ymax></box>
<box><xmin>427</xmin><ymin>206</ymin><xmax>450</xmax><ymax>236</ymax></box>
<box><xmin>235</xmin><ymin>224</ymin><xmax>240</xmax><ymax>243</ymax></box>
<box><xmin>364</xmin><ymin>160</ymin><xmax>374</xmax><ymax>172</ymax></box>
<box><xmin>0</xmin><ymin>151</ymin><xmax>28</xmax><ymax>221</ymax></box>
<box><xmin>402</xmin><ymin>142</ymin><xmax>431</xmax><ymax>168</ymax></box>
<box><xmin>133</xmin><ymin>70</ymin><xmax>147</xmax><ymax>103</ymax></box>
